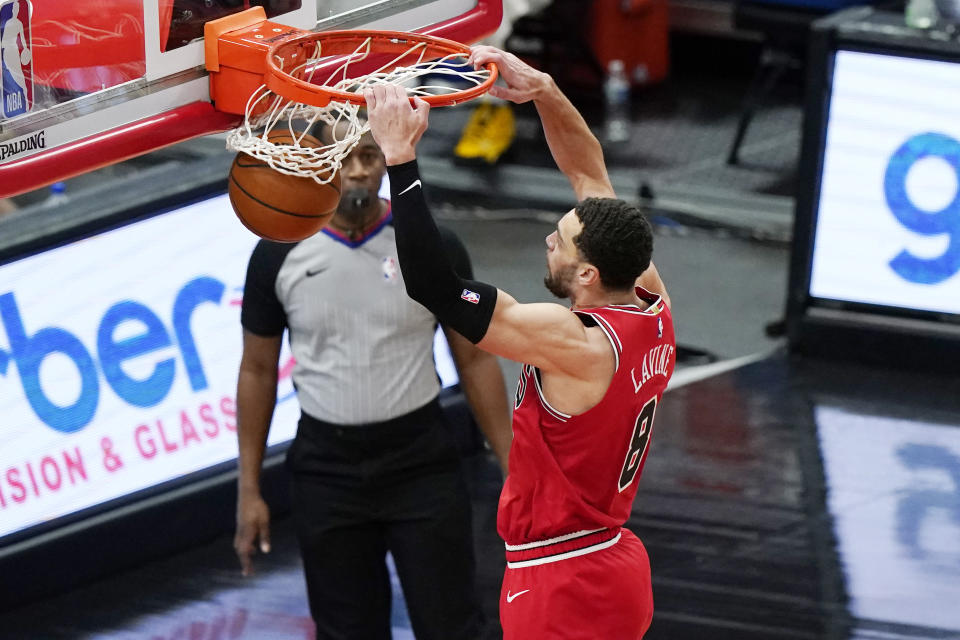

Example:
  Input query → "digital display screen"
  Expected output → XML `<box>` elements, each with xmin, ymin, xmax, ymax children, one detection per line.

<box><xmin>0</xmin><ymin>192</ymin><xmax>457</xmax><ymax>542</ymax></box>
<box><xmin>809</xmin><ymin>50</ymin><xmax>960</xmax><ymax>315</ymax></box>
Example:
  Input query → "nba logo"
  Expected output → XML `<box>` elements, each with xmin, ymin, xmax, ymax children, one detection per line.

<box><xmin>381</xmin><ymin>256</ymin><xmax>398</xmax><ymax>282</ymax></box>
<box><xmin>0</xmin><ymin>0</ymin><xmax>32</xmax><ymax>118</ymax></box>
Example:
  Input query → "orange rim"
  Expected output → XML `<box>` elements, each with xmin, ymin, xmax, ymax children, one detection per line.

<box><xmin>265</xmin><ymin>29</ymin><xmax>498</xmax><ymax>108</ymax></box>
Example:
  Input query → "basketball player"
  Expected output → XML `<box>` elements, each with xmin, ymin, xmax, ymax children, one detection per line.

<box><xmin>365</xmin><ymin>45</ymin><xmax>674</xmax><ymax>639</ymax></box>
<box><xmin>233</xmin><ymin>125</ymin><xmax>512</xmax><ymax>639</ymax></box>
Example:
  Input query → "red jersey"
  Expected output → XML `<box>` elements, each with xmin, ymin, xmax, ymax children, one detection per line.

<box><xmin>497</xmin><ymin>288</ymin><xmax>675</xmax><ymax>546</ymax></box>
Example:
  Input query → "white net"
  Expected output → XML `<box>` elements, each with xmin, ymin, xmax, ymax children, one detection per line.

<box><xmin>225</xmin><ymin>37</ymin><xmax>492</xmax><ymax>183</ymax></box>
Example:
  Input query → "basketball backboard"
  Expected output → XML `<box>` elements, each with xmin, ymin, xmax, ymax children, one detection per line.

<box><xmin>0</xmin><ymin>0</ymin><xmax>502</xmax><ymax>198</ymax></box>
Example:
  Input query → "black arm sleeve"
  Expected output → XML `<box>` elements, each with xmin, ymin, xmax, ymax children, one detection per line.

<box><xmin>439</xmin><ymin>225</ymin><xmax>474</xmax><ymax>280</ymax></box>
<box><xmin>388</xmin><ymin>160</ymin><xmax>497</xmax><ymax>344</ymax></box>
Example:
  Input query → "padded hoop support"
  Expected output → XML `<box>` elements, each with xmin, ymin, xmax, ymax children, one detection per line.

<box><xmin>205</xmin><ymin>8</ymin><xmax>309</xmax><ymax>115</ymax></box>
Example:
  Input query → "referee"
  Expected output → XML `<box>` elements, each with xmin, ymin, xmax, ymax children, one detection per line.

<box><xmin>233</xmin><ymin>125</ymin><xmax>512</xmax><ymax>639</ymax></box>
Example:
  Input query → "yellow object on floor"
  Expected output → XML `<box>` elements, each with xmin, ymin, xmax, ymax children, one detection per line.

<box><xmin>454</xmin><ymin>102</ymin><xmax>516</xmax><ymax>164</ymax></box>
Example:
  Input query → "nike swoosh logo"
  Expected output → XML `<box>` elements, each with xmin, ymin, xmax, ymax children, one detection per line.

<box><xmin>506</xmin><ymin>589</ymin><xmax>530</xmax><ymax>603</ymax></box>
<box><xmin>305</xmin><ymin>268</ymin><xmax>326</xmax><ymax>277</ymax></box>
<box><xmin>398</xmin><ymin>179</ymin><xmax>422</xmax><ymax>195</ymax></box>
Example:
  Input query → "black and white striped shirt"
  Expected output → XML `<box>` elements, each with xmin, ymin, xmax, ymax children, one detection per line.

<box><xmin>240</xmin><ymin>210</ymin><xmax>472</xmax><ymax>425</ymax></box>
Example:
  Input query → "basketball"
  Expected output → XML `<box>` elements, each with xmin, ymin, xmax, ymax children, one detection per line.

<box><xmin>228</xmin><ymin>131</ymin><xmax>341</xmax><ymax>243</ymax></box>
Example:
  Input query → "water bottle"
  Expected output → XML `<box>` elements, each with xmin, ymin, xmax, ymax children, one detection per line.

<box><xmin>44</xmin><ymin>181</ymin><xmax>68</xmax><ymax>206</ymax></box>
<box><xmin>906</xmin><ymin>0</ymin><xmax>939</xmax><ymax>28</ymax></box>
<box><xmin>603</xmin><ymin>59</ymin><xmax>631</xmax><ymax>143</ymax></box>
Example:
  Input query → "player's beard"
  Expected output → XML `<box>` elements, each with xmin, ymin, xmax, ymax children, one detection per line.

<box><xmin>544</xmin><ymin>263</ymin><xmax>576</xmax><ymax>299</ymax></box>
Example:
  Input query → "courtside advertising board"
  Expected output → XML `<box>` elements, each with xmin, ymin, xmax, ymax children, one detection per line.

<box><xmin>0</xmin><ymin>191</ymin><xmax>458</xmax><ymax>543</ymax></box>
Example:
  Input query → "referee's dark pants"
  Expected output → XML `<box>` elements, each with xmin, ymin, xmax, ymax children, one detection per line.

<box><xmin>286</xmin><ymin>398</ymin><xmax>483</xmax><ymax>640</ymax></box>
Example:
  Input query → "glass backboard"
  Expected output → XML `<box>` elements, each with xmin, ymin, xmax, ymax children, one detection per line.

<box><xmin>0</xmin><ymin>0</ymin><xmax>500</xmax><ymax>197</ymax></box>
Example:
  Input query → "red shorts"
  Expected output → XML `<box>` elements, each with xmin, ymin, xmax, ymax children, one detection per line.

<box><xmin>500</xmin><ymin>528</ymin><xmax>653</xmax><ymax>639</ymax></box>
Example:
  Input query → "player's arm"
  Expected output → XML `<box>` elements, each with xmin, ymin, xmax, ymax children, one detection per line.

<box><xmin>471</xmin><ymin>47</ymin><xmax>671</xmax><ymax>307</ymax></box>
<box><xmin>479</xmin><ymin>291</ymin><xmax>607</xmax><ymax>375</ymax></box>
<box><xmin>387</xmin><ymin>161</ymin><xmax>598</xmax><ymax>373</ymax></box>
<box><xmin>469</xmin><ymin>46</ymin><xmax>613</xmax><ymax>200</ymax></box>
<box><xmin>444</xmin><ymin>328</ymin><xmax>512</xmax><ymax>476</ymax></box>
<box><xmin>234</xmin><ymin>330</ymin><xmax>280</xmax><ymax>576</ymax></box>
<box><xmin>365</xmin><ymin>86</ymin><xmax>604</xmax><ymax>374</ymax></box>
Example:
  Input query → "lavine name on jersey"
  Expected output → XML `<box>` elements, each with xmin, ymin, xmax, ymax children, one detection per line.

<box><xmin>631</xmin><ymin>343</ymin><xmax>675</xmax><ymax>394</ymax></box>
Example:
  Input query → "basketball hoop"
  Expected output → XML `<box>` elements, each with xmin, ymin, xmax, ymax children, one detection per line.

<box><xmin>222</xmin><ymin>29</ymin><xmax>498</xmax><ymax>183</ymax></box>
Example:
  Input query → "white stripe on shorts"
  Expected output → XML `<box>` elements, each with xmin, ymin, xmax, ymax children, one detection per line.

<box><xmin>506</xmin><ymin>532</ymin><xmax>622</xmax><ymax>568</ymax></box>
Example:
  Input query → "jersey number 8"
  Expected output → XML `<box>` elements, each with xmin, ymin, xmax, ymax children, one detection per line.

<box><xmin>618</xmin><ymin>397</ymin><xmax>657</xmax><ymax>493</ymax></box>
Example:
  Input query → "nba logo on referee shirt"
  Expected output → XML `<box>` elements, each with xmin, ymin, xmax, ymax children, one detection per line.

<box><xmin>461</xmin><ymin>289</ymin><xmax>480</xmax><ymax>304</ymax></box>
<box><xmin>0</xmin><ymin>0</ymin><xmax>33</xmax><ymax>118</ymax></box>
<box><xmin>382</xmin><ymin>256</ymin><xmax>398</xmax><ymax>282</ymax></box>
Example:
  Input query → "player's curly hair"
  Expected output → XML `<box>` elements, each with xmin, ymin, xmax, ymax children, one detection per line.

<box><xmin>573</xmin><ymin>198</ymin><xmax>653</xmax><ymax>291</ymax></box>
